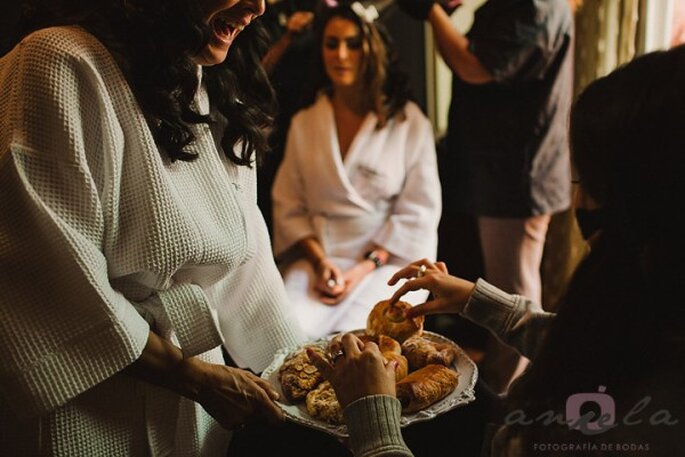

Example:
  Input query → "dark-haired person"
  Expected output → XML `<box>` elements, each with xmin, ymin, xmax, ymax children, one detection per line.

<box><xmin>271</xmin><ymin>2</ymin><xmax>442</xmax><ymax>340</ymax></box>
<box><xmin>310</xmin><ymin>44</ymin><xmax>685</xmax><ymax>456</ymax></box>
<box><xmin>0</xmin><ymin>0</ymin><xmax>306</xmax><ymax>455</ymax></box>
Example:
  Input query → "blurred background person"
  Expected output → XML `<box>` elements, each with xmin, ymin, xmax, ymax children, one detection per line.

<box><xmin>397</xmin><ymin>0</ymin><xmax>575</xmax><ymax>393</ymax></box>
<box><xmin>271</xmin><ymin>1</ymin><xmax>442</xmax><ymax>339</ymax></box>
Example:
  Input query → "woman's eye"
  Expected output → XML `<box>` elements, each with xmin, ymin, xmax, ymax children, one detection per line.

<box><xmin>346</xmin><ymin>37</ymin><xmax>363</xmax><ymax>49</ymax></box>
<box><xmin>324</xmin><ymin>39</ymin><xmax>339</xmax><ymax>50</ymax></box>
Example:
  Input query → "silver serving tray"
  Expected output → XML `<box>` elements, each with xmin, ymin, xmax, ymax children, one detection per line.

<box><xmin>261</xmin><ymin>330</ymin><xmax>478</xmax><ymax>438</ymax></box>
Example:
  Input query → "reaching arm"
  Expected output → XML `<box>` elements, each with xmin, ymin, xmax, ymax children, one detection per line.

<box><xmin>262</xmin><ymin>11</ymin><xmax>314</xmax><ymax>75</ymax></box>
<box><xmin>427</xmin><ymin>4</ymin><xmax>493</xmax><ymax>84</ymax></box>
<box><xmin>389</xmin><ymin>260</ymin><xmax>554</xmax><ymax>360</ymax></box>
<box><xmin>126</xmin><ymin>331</ymin><xmax>284</xmax><ymax>430</ymax></box>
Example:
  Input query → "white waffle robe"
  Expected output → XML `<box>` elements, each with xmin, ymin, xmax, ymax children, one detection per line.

<box><xmin>272</xmin><ymin>94</ymin><xmax>442</xmax><ymax>339</ymax></box>
<box><xmin>0</xmin><ymin>26</ymin><xmax>304</xmax><ymax>456</ymax></box>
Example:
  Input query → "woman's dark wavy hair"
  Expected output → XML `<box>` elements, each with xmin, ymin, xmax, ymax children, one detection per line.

<box><xmin>501</xmin><ymin>45</ymin><xmax>685</xmax><ymax>453</ymax></box>
<box><xmin>303</xmin><ymin>3</ymin><xmax>413</xmax><ymax>127</ymax></box>
<box><xmin>15</xmin><ymin>0</ymin><xmax>276</xmax><ymax>165</ymax></box>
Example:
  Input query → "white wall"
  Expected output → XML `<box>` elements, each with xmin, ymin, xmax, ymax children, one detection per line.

<box><xmin>638</xmin><ymin>0</ymin><xmax>674</xmax><ymax>53</ymax></box>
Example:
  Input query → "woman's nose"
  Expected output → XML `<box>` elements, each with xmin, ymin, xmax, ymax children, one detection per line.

<box><xmin>336</xmin><ymin>43</ymin><xmax>349</xmax><ymax>59</ymax></box>
<box><xmin>254</xmin><ymin>0</ymin><xmax>265</xmax><ymax>17</ymax></box>
<box><xmin>245</xmin><ymin>0</ymin><xmax>265</xmax><ymax>19</ymax></box>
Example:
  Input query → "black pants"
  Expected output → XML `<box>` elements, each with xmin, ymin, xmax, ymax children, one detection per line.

<box><xmin>227</xmin><ymin>379</ymin><xmax>500</xmax><ymax>457</ymax></box>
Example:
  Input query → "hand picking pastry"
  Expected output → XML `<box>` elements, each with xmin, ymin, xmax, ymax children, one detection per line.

<box><xmin>366</xmin><ymin>299</ymin><xmax>424</xmax><ymax>343</ymax></box>
<box><xmin>395</xmin><ymin>364</ymin><xmax>460</xmax><ymax>413</ymax></box>
<box><xmin>306</xmin><ymin>380</ymin><xmax>344</xmax><ymax>424</ymax></box>
<box><xmin>326</xmin><ymin>332</ymin><xmax>374</xmax><ymax>357</ymax></box>
<box><xmin>378</xmin><ymin>335</ymin><xmax>409</xmax><ymax>381</ymax></box>
<box><xmin>401</xmin><ymin>335</ymin><xmax>459</xmax><ymax>371</ymax></box>
<box><xmin>278</xmin><ymin>346</ymin><xmax>326</xmax><ymax>402</ymax></box>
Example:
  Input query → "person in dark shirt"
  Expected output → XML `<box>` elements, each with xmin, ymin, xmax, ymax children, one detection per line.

<box><xmin>396</xmin><ymin>0</ymin><xmax>574</xmax><ymax>393</ymax></box>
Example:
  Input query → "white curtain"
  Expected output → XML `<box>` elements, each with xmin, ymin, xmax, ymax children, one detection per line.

<box><xmin>573</xmin><ymin>0</ymin><xmax>641</xmax><ymax>96</ymax></box>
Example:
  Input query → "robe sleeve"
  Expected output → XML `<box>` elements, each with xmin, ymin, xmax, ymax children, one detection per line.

<box><xmin>271</xmin><ymin>116</ymin><xmax>317</xmax><ymax>258</ymax></box>
<box><xmin>0</xmin><ymin>31</ymin><xmax>151</xmax><ymax>419</ymax></box>
<box><xmin>373</xmin><ymin>109</ymin><xmax>442</xmax><ymax>262</ymax></box>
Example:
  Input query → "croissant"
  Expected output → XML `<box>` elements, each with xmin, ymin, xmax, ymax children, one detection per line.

<box><xmin>401</xmin><ymin>335</ymin><xmax>459</xmax><ymax>371</ymax></box>
<box><xmin>377</xmin><ymin>335</ymin><xmax>409</xmax><ymax>381</ymax></box>
<box><xmin>366</xmin><ymin>300</ymin><xmax>424</xmax><ymax>343</ymax></box>
<box><xmin>395</xmin><ymin>364</ymin><xmax>460</xmax><ymax>413</ymax></box>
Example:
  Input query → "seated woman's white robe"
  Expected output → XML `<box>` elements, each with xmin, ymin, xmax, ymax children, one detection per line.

<box><xmin>272</xmin><ymin>94</ymin><xmax>442</xmax><ymax>339</ymax></box>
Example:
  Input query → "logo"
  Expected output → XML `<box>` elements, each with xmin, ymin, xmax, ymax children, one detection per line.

<box><xmin>566</xmin><ymin>385</ymin><xmax>616</xmax><ymax>435</ymax></box>
<box><xmin>504</xmin><ymin>385</ymin><xmax>678</xmax><ymax>436</ymax></box>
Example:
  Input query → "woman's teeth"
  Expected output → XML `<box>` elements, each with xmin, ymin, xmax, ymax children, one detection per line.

<box><xmin>214</xmin><ymin>17</ymin><xmax>245</xmax><ymax>38</ymax></box>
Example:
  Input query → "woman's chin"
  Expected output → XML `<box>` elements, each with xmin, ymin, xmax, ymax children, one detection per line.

<box><xmin>193</xmin><ymin>44</ymin><xmax>230</xmax><ymax>66</ymax></box>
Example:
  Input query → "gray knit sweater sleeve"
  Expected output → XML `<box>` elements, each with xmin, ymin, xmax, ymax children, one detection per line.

<box><xmin>344</xmin><ymin>395</ymin><xmax>414</xmax><ymax>457</ymax></box>
<box><xmin>462</xmin><ymin>279</ymin><xmax>556</xmax><ymax>360</ymax></box>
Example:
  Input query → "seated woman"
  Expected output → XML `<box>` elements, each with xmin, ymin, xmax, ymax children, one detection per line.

<box><xmin>272</xmin><ymin>2</ymin><xmax>441</xmax><ymax>340</ymax></box>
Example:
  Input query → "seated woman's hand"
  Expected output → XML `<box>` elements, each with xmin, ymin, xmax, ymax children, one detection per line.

<box><xmin>387</xmin><ymin>259</ymin><xmax>476</xmax><ymax>318</ymax></box>
<box><xmin>182</xmin><ymin>359</ymin><xmax>284</xmax><ymax>430</ymax></box>
<box><xmin>307</xmin><ymin>333</ymin><xmax>397</xmax><ymax>408</ymax></box>
<box><xmin>313</xmin><ymin>257</ymin><xmax>347</xmax><ymax>301</ymax></box>
<box><xmin>318</xmin><ymin>260</ymin><xmax>375</xmax><ymax>305</ymax></box>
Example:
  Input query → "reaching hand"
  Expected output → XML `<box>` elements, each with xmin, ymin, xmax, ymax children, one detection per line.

<box><xmin>188</xmin><ymin>361</ymin><xmax>285</xmax><ymax>430</ymax></box>
<box><xmin>307</xmin><ymin>333</ymin><xmax>396</xmax><ymax>408</ymax></box>
<box><xmin>440</xmin><ymin>0</ymin><xmax>463</xmax><ymax>15</ymax></box>
<box><xmin>396</xmin><ymin>0</ymin><xmax>437</xmax><ymax>20</ymax></box>
<box><xmin>285</xmin><ymin>11</ymin><xmax>314</xmax><ymax>36</ymax></box>
<box><xmin>396</xmin><ymin>0</ymin><xmax>462</xmax><ymax>20</ymax></box>
<box><xmin>386</xmin><ymin>258</ymin><xmax>476</xmax><ymax>318</ymax></box>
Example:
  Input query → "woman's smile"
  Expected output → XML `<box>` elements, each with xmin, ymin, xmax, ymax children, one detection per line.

<box><xmin>196</xmin><ymin>0</ymin><xmax>264</xmax><ymax>66</ymax></box>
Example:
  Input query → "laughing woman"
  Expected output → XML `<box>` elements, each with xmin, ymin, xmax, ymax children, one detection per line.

<box><xmin>0</xmin><ymin>0</ymin><xmax>305</xmax><ymax>455</ymax></box>
<box><xmin>271</xmin><ymin>3</ymin><xmax>442</xmax><ymax>340</ymax></box>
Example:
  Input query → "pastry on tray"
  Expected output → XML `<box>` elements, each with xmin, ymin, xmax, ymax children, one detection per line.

<box><xmin>276</xmin><ymin>298</ymin><xmax>467</xmax><ymax>427</ymax></box>
<box><xmin>306</xmin><ymin>380</ymin><xmax>344</xmax><ymax>424</ymax></box>
<box><xmin>401</xmin><ymin>334</ymin><xmax>459</xmax><ymax>371</ymax></box>
<box><xmin>396</xmin><ymin>364</ymin><xmax>460</xmax><ymax>413</ymax></box>
<box><xmin>378</xmin><ymin>335</ymin><xmax>409</xmax><ymax>381</ymax></box>
<box><xmin>278</xmin><ymin>346</ymin><xmax>326</xmax><ymax>402</ymax></box>
<box><xmin>366</xmin><ymin>299</ymin><xmax>424</xmax><ymax>343</ymax></box>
